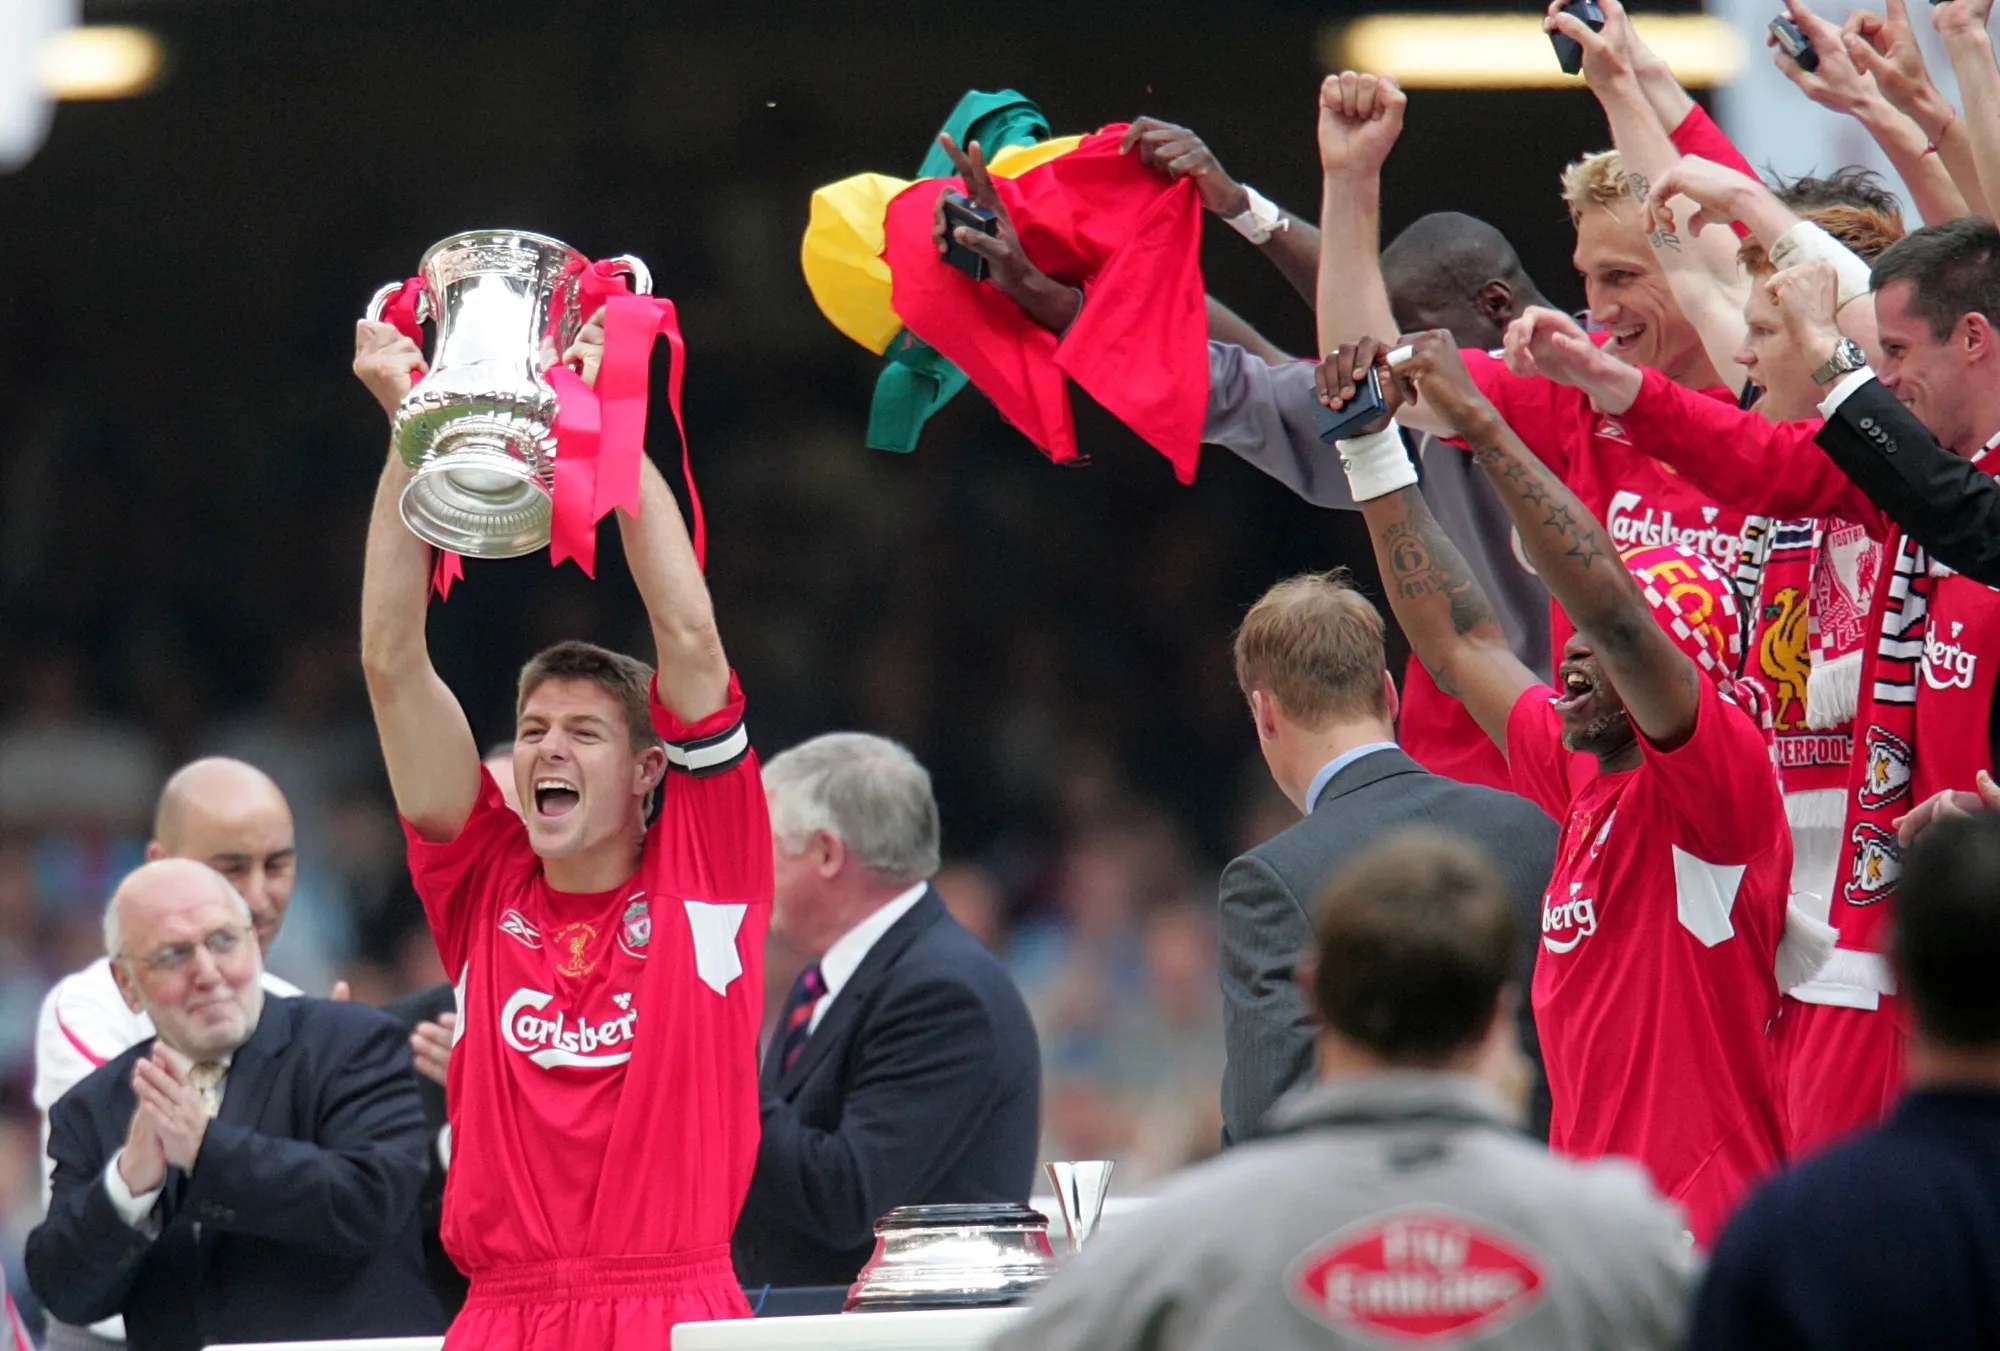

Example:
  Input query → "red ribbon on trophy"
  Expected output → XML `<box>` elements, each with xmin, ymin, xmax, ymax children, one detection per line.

<box><xmin>374</xmin><ymin>277</ymin><xmax>469</xmax><ymax>597</ymax></box>
<box><xmin>372</xmin><ymin>258</ymin><xmax>704</xmax><ymax>598</ymax></box>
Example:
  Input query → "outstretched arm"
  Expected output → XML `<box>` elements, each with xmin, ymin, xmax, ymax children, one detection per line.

<box><xmin>1121</xmin><ymin>117</ymin><xmax>1322</xmax><ymax>306</ymax></box>
<box><xmin>1314</xmin><ymin>72</ymin><xmax>1450</xmax><ymax>437</ymax></box>
<box><xmin>1556</xmin><ymin>0</ymin><xmax>1747</xmax><ymax>390</ymax></box>
<box><xmin>354</xmin><ymin>323</ymin><xmax>482</xmax><ymax>843</ymax></box>
<box><xmin>557</xmin><ymin>312</ymin><xmax>731</xmax><ymax>724</ymax></box>
<box><xmin>1773</xmin><ymin>0</ymin><xmax>1971</xmax><ymax>225</ymax></box>
<box><xmin>1844</xmin><ymin>0</ymin><xmax>1992</xmax><ymax>216</ymax></box>
<box><xmin>1933</xmin><ymin>0</ymin><xmax>2000</xmax><ymax>217</ymax></box>
<box><xmin>1335</xmin><ymin>333</ymin><xmax>1701</xmax><ymax>748</ymax></box>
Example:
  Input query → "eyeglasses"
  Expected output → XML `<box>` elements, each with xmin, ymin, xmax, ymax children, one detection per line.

<box><xmin>125</xmin><ymin>925</ymin><xmax>250</xmax><ymax>975</ymax></box>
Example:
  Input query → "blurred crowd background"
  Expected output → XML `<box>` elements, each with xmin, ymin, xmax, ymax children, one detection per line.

<box><xmin>0</xmin><ymin>0</ymin><xmax>1668</xmax><ymax>1307</ymax></box>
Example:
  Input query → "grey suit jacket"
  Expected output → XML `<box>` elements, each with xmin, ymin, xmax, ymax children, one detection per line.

<box><xmin>1218</xmin><ymin>747</ymin><xmax>1558</xmax><ymax>1145</ymax></box>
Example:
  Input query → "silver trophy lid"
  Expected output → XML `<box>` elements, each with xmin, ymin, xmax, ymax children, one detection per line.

<box><xmin>1044</xmin><ymin>1160</ymin><xmax>1114</xmax><ymax>1254</ymax></box>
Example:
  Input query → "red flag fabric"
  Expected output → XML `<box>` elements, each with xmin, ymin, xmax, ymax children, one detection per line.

<box><xmin>882</xmin><ymin>127</ymin><xmax>1209</xmax><ymax>483</ymax></box>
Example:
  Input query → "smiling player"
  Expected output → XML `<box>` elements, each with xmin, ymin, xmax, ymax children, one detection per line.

<box><xmin>351</xmin><ymin>318</ymin><xmax>771</xmax><ymax>1349</ymax></box>
<box><xmin>1321</xmin><ymin>331</ymin><xmax>1792</xmax><ymax>1246</ymax></box>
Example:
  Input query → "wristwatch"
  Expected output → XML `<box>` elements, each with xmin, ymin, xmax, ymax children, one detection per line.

<box><xmin>1810</xmin><ymin>337</ymin><xmax>1867</xmax><ymax>386</ymax></box>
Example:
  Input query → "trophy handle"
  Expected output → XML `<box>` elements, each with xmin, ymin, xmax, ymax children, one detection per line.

<box><xmin>365</xmin><ymin>279</ymin><xmax>431</xmax><ymax>325</ymax></box>
<box><xmin>603</xmin><ymin>255</ymin><xmax>653</xmax><ymax>296</ymax></box>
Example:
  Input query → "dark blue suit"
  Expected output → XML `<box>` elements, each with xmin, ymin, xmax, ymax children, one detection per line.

<box><xmin>732</xmin><ymin>888</ymin><xmax>1041</xmax><ymax>1288</ymax></box>
<box><xmin>27</xmin><ymin>996</ymin><xmax>444</xmax><ymax>1351</ymax></box>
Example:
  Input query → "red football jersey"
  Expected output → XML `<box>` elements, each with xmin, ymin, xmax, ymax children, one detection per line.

<box><xmin>1507</xmin><ymin>678</ymin><xmax>1791</xmax><ymax>1247</ymax></box>
<box><xmin>1461</xmin><ymin>350</ymin><xmax>1750</xmax><ymax>656</ymax></box>
<box><xmin>401</xmin><ymin>674</ymin><xmax>770</xmax><ymax>1312</ymax></box>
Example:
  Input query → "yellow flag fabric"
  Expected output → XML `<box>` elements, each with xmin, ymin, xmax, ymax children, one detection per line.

<box><xmin>801</xmin><ymin>137</ymin><xmax>1085</xmax><ymax>356</ymax></box>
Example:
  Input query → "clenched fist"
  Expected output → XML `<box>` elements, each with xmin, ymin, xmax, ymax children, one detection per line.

<box><xmin>353</xmin><ymin>320</ymin><xmax>426</xmax><ymax>417</ymax></box>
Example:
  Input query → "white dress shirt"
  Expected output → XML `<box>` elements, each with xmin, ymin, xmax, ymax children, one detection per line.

<box><xmin>809</xmin><ymin>881</ymin><xmax>929</xmax><ymax>1035</ymax></box>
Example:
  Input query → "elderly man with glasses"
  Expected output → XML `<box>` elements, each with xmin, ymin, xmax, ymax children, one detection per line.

<box><xmin>25</xmin><ymin>858</ymin><xmax>444</xmax><ymax>1351</ymax></box>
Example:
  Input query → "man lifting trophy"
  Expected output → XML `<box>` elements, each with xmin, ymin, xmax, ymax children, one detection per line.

<box><xmin>353</xmin><ymin>230</ymin><xmax>772</xmax><ymax>1349</ymax></box>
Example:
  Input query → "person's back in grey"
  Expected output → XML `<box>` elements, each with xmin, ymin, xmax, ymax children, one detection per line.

<box><xmin>996</xmin><ymin>832</ymin><xmax>1692</xmax><ymax>1351</ymax></box>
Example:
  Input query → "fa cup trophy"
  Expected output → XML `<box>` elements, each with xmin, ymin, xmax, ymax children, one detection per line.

<box><xmin>366</xmin><ymin>229</ymin><xmax>651</xmax><ymax>559</ymax></box>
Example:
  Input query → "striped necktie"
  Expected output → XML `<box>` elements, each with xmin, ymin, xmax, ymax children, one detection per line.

<box><xmin>188</xmin><ymin>1062</ymin><xmax>225</xmax><ymax>1118</ymax></box>
<box><xmin>777</xmin><ymin>964</ymin><xmax>827</xmax><ymax>1073</ymax></box>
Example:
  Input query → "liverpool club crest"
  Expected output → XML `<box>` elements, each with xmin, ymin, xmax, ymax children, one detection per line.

<box><xmin>620</xmin><ymin>899</ymin><xmax>652</xmax><ymax>956</ymax></box>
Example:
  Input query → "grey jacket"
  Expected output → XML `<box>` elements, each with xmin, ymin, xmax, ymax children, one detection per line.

<box><xmin>990</xmin><ymin>1074</ymin><xmax>1695</xmax><ymax>1351</ymax></box>
<box><xmin>1219</xmin><ymin>748</ymin><xmax>1557</xmax><ymax>1145</ymax></box>
<box><xmin>1204</xmin><ymin>341</ymin><xmax>1551</xmax><ymax>680</ymax></box>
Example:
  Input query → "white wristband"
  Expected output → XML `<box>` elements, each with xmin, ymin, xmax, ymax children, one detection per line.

<box><xmin>1222</xmin><ymin>186</ymin><xmax>1286</xmax><ymax>245</ymax></box>
<box><xmin>1768</xmin><ymin>221</ymin><xmax>1874</xmax><ymax>310</ymax></box>
<box><xmin>1337</xmin><ymin>422</ymin><xmax>1418</xmax><ymax>503</ymax></box>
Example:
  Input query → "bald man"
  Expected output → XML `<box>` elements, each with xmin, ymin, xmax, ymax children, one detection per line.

<box><xmin>26</xmin><ymin>860</ymin><xmax>442</xmax><ymax>1351</ymax></box>
<box><xmin>32</xmin><ymin>759</ymin><xmax>304</xmax><ymax>1351</ymax></box>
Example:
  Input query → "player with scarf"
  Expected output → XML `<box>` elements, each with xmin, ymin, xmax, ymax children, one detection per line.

<box><xmin>1512</xmin><ymin>220</ymin><xmax>2000</xmax><ymax>1150</ymax></box>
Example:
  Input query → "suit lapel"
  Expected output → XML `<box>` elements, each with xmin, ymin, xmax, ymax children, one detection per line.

<box><xmin>214</xmin><ymin>995</ymin><xmax>295</xmax><ymax>1135</ymax></box>
<box><xmin>775</xmin><ymin>890</ymin><xmax>943</xmax><ymax>1094</ymax></box>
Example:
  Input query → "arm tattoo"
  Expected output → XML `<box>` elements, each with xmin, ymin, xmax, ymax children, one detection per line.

<box><xmin>1381</xmin><ymin>510</ymin><xmax>1496</xmax><ymax>640</ymax></box>
<box><xmin>1468</xmin><ymin>436</ymin><xmax>1612</xmax><ymax>571</ymax></box>
<box><xmin>1627</xmin><ymin>172</ymin><xmax>1681</xmax><ymax>251</ymax></box>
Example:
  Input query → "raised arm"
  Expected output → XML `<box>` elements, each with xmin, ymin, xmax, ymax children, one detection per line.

<box><xmin>619</xmin><ymin>455</ymin><xmax>729</xmax><ymax>725</ymax></box>
<box><xmin>1314</xmin><ymin>346</ymin><xmax>1535</xmax><ymax>749</ymax></box>
<box><xmin>1345</xmin><ymin>332</ymin><xmax>1702</xmax><ymax>748</ymax></box>
<box><xmin>1498</xmin><ymin>302</ymin><xmax>1885</xmax><ymax>527</ymax></box>
<box><xmin>1934</xmin><ymin>0</ymin><xmax>2000</xmax><ymax>215</ymax></box>
<box><xmin>1558</xmin><ymin>0</ymin><xmax>1749</xmax><ymax>388</ymax></box>
<box><xmin>1314</xmin><ymin>73</ymin><xmax>1451</xmax><ymax>437</ymax></box>
<box><xmin>1844</xmin><ymin>0</ymin><xmax>1992</xmax><ymax>217</ymax></box>
<box><xmin>1121</xmin><ymin>118</ymin><xmax>1322</xmax><ymax>305</ymax></box>
<box><xmin>551</xmin><ymin>311</ymin><xmax>731</xmax><ymax>725</ymax></box>
<box><xmin>1774</xmin><ymin>0</ymin><xmax>1971</xmax><ymax>225</ymax></box>
<box><xmin>353</xmin><ymin>323</ymin><xmax>482</xmax><ymax>843</ymax></box>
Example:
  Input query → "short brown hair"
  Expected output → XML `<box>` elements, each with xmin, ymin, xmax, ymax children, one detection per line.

<box><xmin>516</xmin><ymin>641</ymin><xmax>660</xmax><ymax>752</ymax></box>
<box><xmin>1233</xmin><ymin>571</ymin><xmax>1390</xmax><ymax>727</ymax></box>
<box><xmin>1870</xmin><ymin>215</ymin><xmax>2000</xmax><ymax>342</ymax></box>
<box><xmin>1559</xmin><ymin>150</ymin><xmax>1633</xmax><ymax>225</ymax></box>
<box><xmin>1739</xmin><ymin>203</ymin><xmax>1905</xmax><ymax>276</ymax></box>
<box><xmin>1312</xmin><ymin>830</ymin><xmax>1517</xmax><ymax>1065</ymax></box>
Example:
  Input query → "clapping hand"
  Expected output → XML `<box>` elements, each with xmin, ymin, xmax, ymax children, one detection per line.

<box><xmin>132</xmin><ymin>1049</ymin><xmax>209</xmax><ymax>1172</ymax></box>
<box><xmin>411</xmin><ymin>1013</ymin><xmax>455</xmax><ymax>1087</ymax></box>
<box><xmin>118</xmin><ymin>1081</ymin><xmax>168</xmax><ymax>1196</ymax></box>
